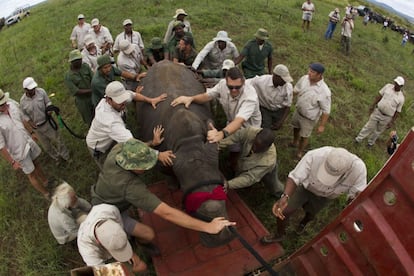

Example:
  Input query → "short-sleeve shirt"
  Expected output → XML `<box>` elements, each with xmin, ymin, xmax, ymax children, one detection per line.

<box><xmin>70</xmin><ymin>23</ymin><xmax>91</xmax><ymax>49</ymax></box>
<box><xmin>77</xmin><ymin>204</ymin><xmax>124</xmax><ymax>266</ymax></box>
<box><xmin>88</xmin><ymin>26</ymin><xmax>113</xmax><ymax>49</ymax></box>
<box><xmin>19</xmin><ymin>88</ymin><xmax>51</xmax><ymax>125</ymax></box>
<box><xmin>117</xmin><ymin>44</ymin><xmax>143</xmax><ymax>74</ymax></box>
<box><xmin>113</xmin><ymin>31</ymin><xmax>145</xmax><ymax>52</ymax></box>
<box><xmin>145</xmin><ymin>46</ymin><xmax>167</xmax><ymax>62</ymax></box>
<box><xmin>302</xmin><ymin>2</ymin><xmax>315</xmax><ymax>15</ymax></box>
<box><xmin>48</xmin><ymin>197</ymin><xmax>91</xmax><ymax>244</ymax></box>
<box><xmin>288</xmin><ymin>146</ymin><xmax>367</xmax><ymax>199</ymax></box>
<box><xmin>81</xmin><ymin>46</ymin><xmax>102</xmax><ymax>72</ymax></box>
<box><xmin>240</xmin><ymin>39</ymin><xmax>273</xmax><ymax>72</ymax></box>
<box><xmin>206</xmin><ymin>79</ymin><xmax>261</xmax><ymax>127</ymax></box>
<box><xmin>91</xmin><ymin>66</ymin><xmax>123</xmax><ymax>107</ymax></box>
<box><xmin>90</xmin><ymin>143</ymin><xmax>162</xmax><ymax>213</ymax></box>
<box><xmin>0</xmin><ymin>99</ymin><xmax>33</xmax><ymax>161</ymax></box>
<box><xmin>86</xmin><ymin>99</ymin><xmax>134</xmax><ymax>152</ymax></box>
<box><xmin>172</xmin><ymin>47</ymin><xmax>198</xmax><ymax>66</ymax></box>
<box><xmin>64</xmin><ymin>63</ymin><xmax>93</xmax><ymax>97</ymax></box>
<box><xmin>192</xmin><ymin>41</ymin><xmax>239</xmax><ymax>70</ymax></box>
<box><xmin>167</xmin><ymin>32</ymin><xmax>194</xmax><ymax>54</ymax></box>
<box><xmin>247</xmin><ymin>75</ymin><xmax>293</xmax><ymax>110</ymax></box>
<box><xmin>376</xmin><ymin>83</ymin><xmax>405</xmax><ymax>116</ymax></box>
<box><xmin>294</xmin><ymin>75</ymin><xmax>331</xmax><ymax>121</ymax></box>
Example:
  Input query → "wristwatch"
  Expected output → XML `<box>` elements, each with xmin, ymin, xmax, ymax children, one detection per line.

<box><xmin>222</xmin><ymin>129</ymin><xmax>230</xmax><ymax>138</ymax></box>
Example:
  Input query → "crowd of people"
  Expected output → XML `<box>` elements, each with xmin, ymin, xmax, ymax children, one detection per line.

<box><xmin>0</xmin><ymin>3</ymin><xmax>409</xmax><ymax>273</ymax></box>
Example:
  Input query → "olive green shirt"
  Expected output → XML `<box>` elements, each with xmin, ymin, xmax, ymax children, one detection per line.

<box><xmin>91</xmin><ymin>143</ymin><xmax>162</xmax><ymax>212</ymax></box>
<box><xmin>91</xmin><ymin>66</ymin><xmax>122</xmax><ymax>107</ymax></box>
<box><xmin>240</xmin><ymin>39</ymin><xmax>273</xmax><ymax>78</ymax></box>
<box><xmin>219</xmin><ymin>127</ymin><xmax>277</xmax><ymax>189</ymax></box>
<box><xmin>167</xmin><ymin>32</ymin><xmax>195</xmax><ymax>55</ymax></box>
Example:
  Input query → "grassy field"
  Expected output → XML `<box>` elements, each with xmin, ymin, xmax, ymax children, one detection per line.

<box><xmin>0</xmin><ymin>0</ymin><xmax>413</xmax><ymax>274</ymax></box>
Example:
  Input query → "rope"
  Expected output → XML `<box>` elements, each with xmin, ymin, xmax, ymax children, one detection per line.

<box><xmin>45</xmin><ymin>105</ymin><xmax>86</xmax><ymax>139</ymax></box>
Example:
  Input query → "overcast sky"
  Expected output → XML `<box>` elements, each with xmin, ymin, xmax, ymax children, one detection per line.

<box><xmin>373</xmin><ymin>0</ymin><xmax>414</xmax><ymax>19</ymax></box>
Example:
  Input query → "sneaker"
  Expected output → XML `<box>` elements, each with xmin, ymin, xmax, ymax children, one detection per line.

<box><xmin>260</xmin><ymin>234</ymin><xmax>284</xmax><ymax>244</ymax></box>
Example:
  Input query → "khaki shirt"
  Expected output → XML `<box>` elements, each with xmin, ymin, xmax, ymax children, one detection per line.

<box><xmin>294</xmin><ymin>75</ymin><xmax>331</xmax><ymax>121</ymax></box>
<box><xmin>247</xmin><ymin>75</ymin><xmax>293</xmax><ymax>111</ymax></box>
<box><xmin>19</xmin><ymin>88</ymin><xmax>51</xmax><ymax>125</ymax></box>
<box><xmin>0</xmin><ymin>99</ymin><xmax>33</xmax><ymax>161</ymax></box>
<box><xmin>192</xmin><ymin>41</ymin><xmax>239</xmax><ymax>70</ymax></box>
<box><xmin>117</xmin><ymin>44</ymin><xmax>143</xmax><ymax>75</ymax></box>
<box><xmin>288</xmin><ymin>146</ymin><xmax>367</xmax><ymax>199</ymax></box>
<box><xmin>207</xmin><ymin>79</ymin><xmax>261</xmax><ymax>128</ymax></box>
<box><xmin>219</xmin><ymin>127</ymin><xmax>276</xmax><ymax>188</ymax></box>
<box><xmin>376</xmin><ymin>83</ymin><xmax>405</xmax><ymax>116</ymax></box>
<box><xmin>113</xmin><ymin>31</ymin><xmax>145</xmax><ymax>52</ymax></box>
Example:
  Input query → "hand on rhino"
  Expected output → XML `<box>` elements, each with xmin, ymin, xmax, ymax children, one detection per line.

<box><xmin>170</xmin><ymin>96</ymin><xmax>193</xmax><ymax>109</ymax></box>
<box><xmin>158</xmin><ymin>150</ymin><xmax>176</xmax><ymax>166</ymax></box>
<box><xmin>151</xmin><ymin>125</ymin><xmax>165</xmax><ymax>147</ymax></box>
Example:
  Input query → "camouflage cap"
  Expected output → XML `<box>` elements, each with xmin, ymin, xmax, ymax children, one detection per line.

<box><xmin>97</xmin><ymin>54</ymin><xmax>112</xmax><ymax>69</ymax></box>
<box><xmin>173</xmin><ymin>20</ymin><xmax>185</xmax><ymax>29</ymax></box>
<box><xmin>116</xmin><ymin>139</ymin><xmax>158</xmax><ymax>171</ymax></box>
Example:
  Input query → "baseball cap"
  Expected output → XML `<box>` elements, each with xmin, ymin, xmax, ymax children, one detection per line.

<box><xmin>316</xmin><ymin>148</ymin><xmax>354</xmax><ymax>186</ymax></box>
<box><xmin>68</xmin><ymin>49</ymin><xmax>82</xmax><ymax>62</ymax></box>
<box><xmin>84</xmin><ymin>34</ymin><xmax>95</xmax><ymax>46</ymax></box>
<box><xmin>23</xmin><ymin>77</ymin><xmax>38</xmax><ymax>90</ymax></box>
<box><xmin>91</xmin><ymin>18</ymin><xmax>100</xmax><ymax>27</ymax></box>
<box><xmin>309</xmin><ymin>62</ymin><xmax>325</xmax><ymax>74</ymax></box>
<box><xmin>273</xmin><ymin>64</ymin><xmax>293</xmax><ymax>83</ymax></box>
<box><xmin>394</xmin><ymin>76</ymin><xmax>404</xmax><ymax>86</ymax></box>
<box><xmin>77</xmin><ymin>14</ymin><xmax>85</xmax><ymax>20</ymax></box>
<box><xmin>116</xmin><ymin>139</ymin><xmax>158</xmax><ymax>171</ymax></box>
<box><xmin>105</xmin><ymin>81</ymin><xmax>132</xmax><ymax>104</ymax></box>
<box><xmin>94</xmin><ymin>220</ymin><xmax>133</xmax><ymax>262</ymax></box>
<box><xmin>123</xmin><ymin>19</ymin><xmax>132</xmax><ymax>26</ymax></box>
<box><xmin>222</xmin><ymin>59</ymin><xmax>235</xmax><ymax>70</ymax></box>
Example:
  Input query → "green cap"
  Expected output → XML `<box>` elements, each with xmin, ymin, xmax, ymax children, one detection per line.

<box><xmin>150</xmin><ymin>37</ymin><xmax>163</xmax><ymax>49</ymax></box>
<box><xmin>68</xmin><ymin>49</ymin><xmax>82</xmax><ymax>62</ymax></box>
<box><xmin>97</xmin><ymin>54</ymin><xmax>112</xmax><ymax>69</ymax></box>
<box><xmin>116</xmin><ymin>139</ymin><xmax>158</xmax><ymax>170</ymax></box>
<box><xmin>173</xmin><ymin>20</ymin><xmax>185</xmax><ymax>29</ymax></box>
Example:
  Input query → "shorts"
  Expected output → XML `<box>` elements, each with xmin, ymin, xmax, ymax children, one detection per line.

<box><xmin>303</xmin><ymin>13</ymin><xmax>313</xmax><ymax>21</ymax></box>
<box><xmin>291</xmin><ymin>110</ymin><xmax>317</xmax><ymax>138</ymax></box>
<box><xmin>20</xmin><ymin>141</ymin><xmax>42</xmax><ymax>174</ymax></box>
<box><xmin>285</xmin><ymin>185</ymin><xmax>329</xmax><ymax>216</ymax></box>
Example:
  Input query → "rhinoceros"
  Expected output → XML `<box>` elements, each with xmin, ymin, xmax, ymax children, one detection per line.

<box><xmin>137</xmin><ymin>60</ymin><xmax>235</xmax><ymax>247</ymax></box>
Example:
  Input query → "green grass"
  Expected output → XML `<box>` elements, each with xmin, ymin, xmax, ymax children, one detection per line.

<box><xmin>0</xmin><ymin>0</ymin><xmax>413</xmax><ymax>274</ymax></box>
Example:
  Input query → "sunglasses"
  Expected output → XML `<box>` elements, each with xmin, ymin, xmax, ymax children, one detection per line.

<box><xmin>227</xmin><ymin>85</ymin><xmax>243</xmax><ymax>90</ymax></box>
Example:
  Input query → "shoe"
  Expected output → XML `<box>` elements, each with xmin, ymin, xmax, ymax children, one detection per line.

<box><xmin>139</xmin><ymin>242</ymin><xmax>161</xmax><ymax>257</ymax></box>
<box><xmin>367</xmin><ymin>143</ymin><xmax>374</xmax><ymax>148</ymax></box>
<box><xmin>260</xmin><ymin>234</ymin><xmax>284</xmax><ymax>244</ymax></box>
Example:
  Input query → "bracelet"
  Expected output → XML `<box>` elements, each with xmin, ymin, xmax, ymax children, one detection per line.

<box><xmin>280</xmin><ymin>193</ymin><xmax>289</xmax><ymax>201</ymax></box>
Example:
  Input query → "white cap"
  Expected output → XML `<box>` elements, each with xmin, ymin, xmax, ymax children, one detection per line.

<box><xmin>273</xmin><ymin>64</ymin><xmax>293</xmax><ymax>83</ymax></box>
<box><xmin>94</xmin><ymin>219</ymin><xmax>133</xmax><ymax>262</ymax></box>
<box><xmin>222</xmin><ymin>59</ymin><xmax>235</xmax><ymax>70</ymax></box>
<box><xmin>91</xmin><ymin>18</ymin><xmax>100</xmax><ymax>27</ymax></box>
<box><xmin>84</xmin><ymin>34</ymin><xmax>95</xmax><ymax>46</ymax></box>
<box><xmin>394</xmin><ymin>76</ymin><xmax>404</xmax><ymax>86</ymax></box>
<box><xmin>316</xmin><ymin>148</ymin><xmax>354</xmax><ymax>186</ymax></box>
<box><xmin>105</xmin><ymin>81</ymin><xmax>132</xmax><ymax>104</ymax></box>
<box><xmin>23</xmin><ymin>77</ymin><xmax>38</xmax><ymax>90</ymax></box>
<box><xmin>77</xmin><ymin>14</ymin><xmax>85</xmax><ymax>20</ymax></box>
<box><xmin>0</xmin><ymin>89</ymin><xmax>10</xmax><ymax>105</ymax></box>
<box><xmin>213</xmin><ymin>31</ymin><xmax>231</xmax><ymax>42</ymax></box>
<box><xmin>123</xmin><ymin>19</ymin><xmax>132</xmax><ymax>26</ymax></box>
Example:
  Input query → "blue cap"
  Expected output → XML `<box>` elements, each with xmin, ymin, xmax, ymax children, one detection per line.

<box><xmin>309</xmin><ymin>63</ymin><xmax>325</xmax><ymax>74</ymax></box>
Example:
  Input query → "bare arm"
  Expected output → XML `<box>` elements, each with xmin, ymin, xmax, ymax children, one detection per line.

<box><xmin>233</xmin><ymin>54</ymin><xmax>245</xmax><ymax>66</ymax></box>
<box><xmin>272</xmin><ymin>177</ymin><xmax>297</xmax><ymax>220</ymax></box>
<box><xmin>207</xmin><ymin>117</ymin><xmax>245</xmax><ymax>143</ymax></box>
<box><xmin>0</xmin><ymin>147</ymin><xmax>20</xmax><ymax>170</ymax></box>
<box><xmin>317</xmin><ymin>113</ymin><xmax>329</xmax><ymax>134</ymax></box>
<box><xmin>153</xmin><ymin>202</ymin><xmax>236</xmax><ymax>234</ymax></box>
<box><xmin>267</xmin><ymin>56</ymin><xmax>273</xmax><ymax>75</ymax></box>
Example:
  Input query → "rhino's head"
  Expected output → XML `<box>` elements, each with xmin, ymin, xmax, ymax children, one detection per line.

<box><xmin>173</xmin><ymin>139</ymin><xmax>236</xmax><ymax>247</ymax></box>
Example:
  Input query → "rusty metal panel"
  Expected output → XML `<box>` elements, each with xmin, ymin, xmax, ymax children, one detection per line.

<box><xmin>276</xmin><ymin>127</ymin><xmax>414</xmax><ymax>276</ymax></box>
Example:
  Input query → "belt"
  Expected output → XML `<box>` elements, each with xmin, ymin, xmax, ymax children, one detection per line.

<box><xmin>376</xmin><ymin>106</ymin><xmax>392</xmax><ymax>117</ymax></box>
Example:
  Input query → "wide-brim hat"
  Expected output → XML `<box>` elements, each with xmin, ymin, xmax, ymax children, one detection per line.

<box><xmin>150</xmin><ymin>37</ymin><xmax>163</xmax><ymax>49</ymax></box>
<box><xmin>213</xmin><ymin>30</ymin><xmax>231</xmax><ymax>42</ymax></box>
<box><xmin>173</xmin><ymin>8</ymin><xmax>188</xmax><ymax>18</ymax></box>
<box><xmin>0</xmin><ymin>89</ymin><xmax>10</xmax><ymax>105</ymax></box>
<box><xmin>115</xmin><ymin>139</ymin><xmax>158</xmax><ymax>171</ymax></box>
<box><xmin>254</xmin><ymin>28</ymin><xmax>269</xmax><ymax>40</ymax></box>
<box><xmin>68</xmin><ymin>49</ymin><xmax>82</xmax><ymax>62</ymax></box>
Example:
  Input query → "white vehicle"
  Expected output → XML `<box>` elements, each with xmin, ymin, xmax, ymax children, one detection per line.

<box><xmin>5</xmin><ymin>5</ymin><xmax>30</xmax><ymax>26</ymax></box>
